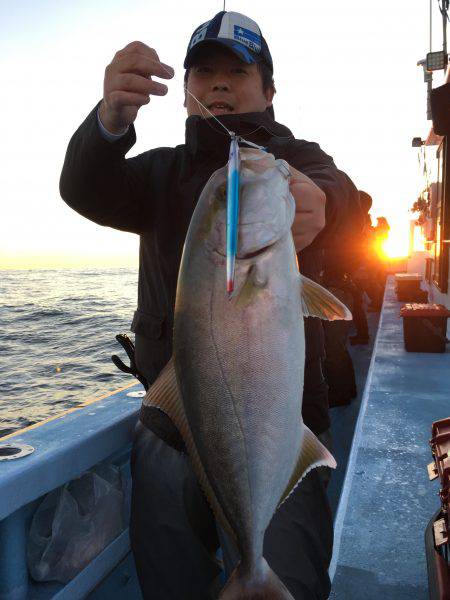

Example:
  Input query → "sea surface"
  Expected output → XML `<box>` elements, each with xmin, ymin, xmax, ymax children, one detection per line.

<box><xmin>0</xmin><ymin>268</ymin><xmax>140</xmax><ymax>438</ymax></box>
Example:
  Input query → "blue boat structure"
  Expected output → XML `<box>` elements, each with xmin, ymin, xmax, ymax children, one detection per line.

<box><xmin>0</xmin><ymin>384</ymin><xmax>145</xmax><ymax>600</ymax></box>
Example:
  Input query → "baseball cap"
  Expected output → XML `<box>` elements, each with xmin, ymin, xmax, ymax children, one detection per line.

<box><xmin>184</xmin><ymin>11</ymin><xmax>273</xmax><ymax>72</ymax></box>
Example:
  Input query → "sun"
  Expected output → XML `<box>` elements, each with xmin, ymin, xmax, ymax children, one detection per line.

<box><xmin>378</xmin><ymin>225</ymin><xmax>410</xmax><ymax>260</ymax></box>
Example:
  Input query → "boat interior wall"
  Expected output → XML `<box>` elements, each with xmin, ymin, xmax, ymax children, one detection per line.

<box><xmin>425</xmin><ymin>281</ymin><xmax>450</xmax><ymax>338</ymax></box>
<box><xmin>0</xmin><ymin>384</ymin><xmax>144</xmax><ymax>600</ymax></box>
<box><xmin>413</xmin><ymin>135</ymin><xmax>450</xmax><ymax>320</ymax></box>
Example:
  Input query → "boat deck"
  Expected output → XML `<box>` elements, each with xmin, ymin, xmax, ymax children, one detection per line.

<box><xmin>329</xmin><ymin>276</ymin><xmax>450</xmax><ymax>599</ymax></box>
<box><xmin>328</xmin><ymin>305</ymin><xmax>380</xmax><ymax>517</ymax></box>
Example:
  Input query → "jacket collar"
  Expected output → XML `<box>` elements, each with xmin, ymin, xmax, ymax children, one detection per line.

<box><xmin>185</xmin><ymin>111</ymin><xmax>294</xmax><ymax>160</ymax></box>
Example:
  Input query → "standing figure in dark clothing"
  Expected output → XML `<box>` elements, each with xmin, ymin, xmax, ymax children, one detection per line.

<box><xmin>298</xmin><ymin>252</ymin><xmax>334</xmax><ymax>482</ymax></box>
<box><xmin>375</xmin><ymin>216</ymin><xmax>390</xmax><ymax>239</ymax></box>
<box><xmin>367</xmin><ymin>216</ymin><xmax>390</xmax><ymax>311</ymax></box>
<box><xmin>60</xmin><ymin>11</ymin><xmax>360</xmax><ymax>599</ymax></box>
<box><xmin>321</xmin><ymin>190</ymin><xmax>366</xmax><ymax>407</ymax></box>
<box><xmin>322</xmin><ymin>280</ymin><xmax>357</xmax><ymax>407</ymax></box>
<box><xmin>349</xmin><ymin>190</ymin><xmax>373</xmax><ymax>345</ymax></box>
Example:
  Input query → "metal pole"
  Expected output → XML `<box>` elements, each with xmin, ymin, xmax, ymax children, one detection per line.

<box><xmin>430</xmin><ymin>0</ymin><xmax>433</xmax><ymax>52</ymax></box>
<box><xmin>443</xmin><ymin>0</ymin><xmax>448</xmax><ymax>70</ymax></box>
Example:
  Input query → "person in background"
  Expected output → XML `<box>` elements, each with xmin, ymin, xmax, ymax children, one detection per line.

<box><xmin>60</xmin><ymin>10</ymin><xmax>361</xmax><ymax>599</ymax></box>
<box><xmin>374</xmin><ymin>216</ymin><xmax>390</xmax><ymax>242</ymax></box>
<box><xmin>321</xmin><ymin>277</ymin><xmax>357</xmax><ymax>407</ymax></box>
<box><xmin>367</xmin><ymin>216</ymin><xmax>390</xmax><ymax>311</ymax></box>
<box><xmin>320</xmin><ymin>189</ymin><xmax>366</xmax><ymax>407</ymax></box>
<box><xmin>348</xmin><ymin>190</ymin><xmax>372</xmax><ymax>345</ymax></box>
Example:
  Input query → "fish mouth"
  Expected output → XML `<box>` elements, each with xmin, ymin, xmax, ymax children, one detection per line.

<box><xmin>240</xmin><ymin>244</ymin><xmax>272</xmax><ymax>259</ymax></box>
<box><xmin>207</xmin><ymin>101</ymin><xmax>234</xmax><ymax>115</ymax></box>
<box><xmin>213</xmin><ymin>242</ymin><xmax>274</xmax><ymax>261</ymax></box>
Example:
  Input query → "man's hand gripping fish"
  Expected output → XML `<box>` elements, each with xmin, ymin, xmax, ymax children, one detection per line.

<box><xmin>143</xmin><ymin>148</ymin><xmax>351</xmax><ymax>599</ymax></box>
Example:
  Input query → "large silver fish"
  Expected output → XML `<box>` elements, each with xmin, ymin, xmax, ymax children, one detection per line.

<box><xmin>143</xmin><ymin>148</ymin><xmax>351</xmax><ymax>599</ymax></box>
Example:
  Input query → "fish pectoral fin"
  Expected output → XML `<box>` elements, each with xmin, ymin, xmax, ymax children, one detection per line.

<box><xmin>143</xmin><ymin>357</ymin><xmax>236</xmax><ymax>541</ymax></box>
<box><xmin>278</xmin><ymin>425</ymin><xmax>337</xmax><ymax>507</ymax></box>
<box><xmin>299</xmin><ymin>274</ymin><xmax>352</xmax><ymax>321</ymax></box>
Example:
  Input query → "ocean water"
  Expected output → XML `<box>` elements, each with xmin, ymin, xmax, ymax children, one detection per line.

<box><xmin>0</xmin><ymin>268</ymin><xmax>140</xmax><ymax>438</ymax></box>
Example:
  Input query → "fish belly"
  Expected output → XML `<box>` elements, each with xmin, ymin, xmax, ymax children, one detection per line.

<box><xmin>174</xmin><ymin>239</ymin><xmax>304</xmax><ymax>558</ymax></box>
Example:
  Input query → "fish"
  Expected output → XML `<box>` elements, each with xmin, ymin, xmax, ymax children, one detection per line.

<box><xmin>143</xmin><ymin>148</ymin><xmax>352</xmax><ymax>599</ymax></box>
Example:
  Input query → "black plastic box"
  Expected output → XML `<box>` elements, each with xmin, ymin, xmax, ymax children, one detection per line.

<box><xmin>395</xmin><ymin>273</ymin><xmax>424</xmax><ymax>302</ymax></box>
<box><xmin>400</xmin><ymin>304</ymin><xmax>450</xmax><ymax>353</ymax></box>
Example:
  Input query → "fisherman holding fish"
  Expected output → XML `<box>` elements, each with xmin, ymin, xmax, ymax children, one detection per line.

<box><xmin>61</xmin><ymin>10</ymin><xmax>360</xmax><ymax>599</ymax></box>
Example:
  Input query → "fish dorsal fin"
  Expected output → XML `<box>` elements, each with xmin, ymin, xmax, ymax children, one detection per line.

<box><xmin>278</xmin><ymin>425</ymin><xmax>337</xmax><ymax>508</ymax></box>
<box><xmin>300</xmin><ymin>274</ymin><xmax>352</xmax><ymax>321</ymax></box>
<box><xmin>143</xmin><ymin>358</ymin><xmax>236</xmax><ymax>540</ymax></box>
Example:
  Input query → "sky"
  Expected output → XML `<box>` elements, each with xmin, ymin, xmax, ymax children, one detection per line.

<box><xmin>0</xmin><ymin>0</ymin><xmax>447</xmax><ymax>269</ymax></box>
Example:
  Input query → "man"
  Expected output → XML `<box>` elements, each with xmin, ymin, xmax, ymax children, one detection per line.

<box><xmin>349</xmin><ymin>190</ymin><xmax>373</xmax><ymax>345</ymax></box>
<box><xmin>320</xmin><ymin>190</ymin><xmax>368</xmax><ymax>407</ymax></box>
<box><xmin>60</xmin><ymin>11</ymin><xmax>360</xmax><ymax>598</ymax></box>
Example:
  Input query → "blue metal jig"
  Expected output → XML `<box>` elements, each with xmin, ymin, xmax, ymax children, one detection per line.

<box><xmin>226</xmin><ymin>135</ymin><xmax>240</xmax><ymax>296</ymax></box>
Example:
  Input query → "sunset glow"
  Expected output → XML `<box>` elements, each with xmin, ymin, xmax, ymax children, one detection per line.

<box><xmin>0</xmin><ymin>252</ymin><xmax>138</xmax><ymax>271</ymax></box>
<box><xmin>412</xmin><ymin>226</ymin><xmax>426</xmax><ymax>252</ymax></box>
<box><xmin>0</xmin><ymin>1</ymin><xmax>436</xmax><ymax>270</ymax></box>
<box><xmin>379</xmin><ymin>224</ymin><xmax>410</xmax><ymax>259</ymax></box>
<box><xmin>378</xmin><ymin>221</ymin><xmax>427</xmax><ymax>260</ymax></box>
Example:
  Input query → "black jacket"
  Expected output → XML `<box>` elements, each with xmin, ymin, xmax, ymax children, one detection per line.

<box><xmin>60</xmin><ymin>104</ymin><xmax>360</xmax><ymax>435</ymax></box>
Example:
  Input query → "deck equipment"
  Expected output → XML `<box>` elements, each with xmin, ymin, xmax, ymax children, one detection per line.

<box><xmin>426</xmin><ymin>417</ymin><xmax>450</xmax><ymax>599</ymax></box>
<box><xmin>400</xmin><ymin>303</ymin><xmax>450</xmax><ymax>352</ymax></box>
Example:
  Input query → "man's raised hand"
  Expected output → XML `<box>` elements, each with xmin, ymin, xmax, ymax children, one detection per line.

<box><xmin>289</xmin><ymin>165</ymin><xmax>326</xmax><ymax>252</ymax></box>
<box><xmin>99</xmin><ymin>41</ymin><xmax>174</xmax><ymax>134</ymax></box>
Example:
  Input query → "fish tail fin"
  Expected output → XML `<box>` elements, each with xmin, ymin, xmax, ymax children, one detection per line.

<box><xmin>219</xmin><ymin>558</ymin><xmax>294</xmax><ymax>600</ymax></box>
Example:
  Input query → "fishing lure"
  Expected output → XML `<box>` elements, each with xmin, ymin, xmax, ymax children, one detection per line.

<box><xmin>226</xmin><ymin>134</ymin><xmax>240</xmax><ymax>296</ymax></box>
<box><xmin>226</xmin><ymin>136</ymin><xmax>268</xmax><ymax>296</ymax></box>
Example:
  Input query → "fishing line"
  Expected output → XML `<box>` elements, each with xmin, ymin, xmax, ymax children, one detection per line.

<box><xmin>159</xmin><ymin>62</ymin><xmax>291</xmax><ymax>147</ymax></box>
<box><xmin>187</xmin><ymin>87</ymin><xmax>237</xmax><ymax>137</ymax></box>
<box><xmin>187</xmin><ymin>85</ymin><xmax>295</xmax><ymax>143</ymax></box>
<box><xmin>195</xmin><ymin>100</ymin><xmax>294</xmax><ymax>144</ymax></box>
<box><xmin>182</xmin><ymin>89</ymin><xmax>291</xmax><ymax>150</ymax></box>
<box><xmin>235</xmin><ymin>123</ymin><xmax>295</xmax><ymax>141</ymax></box>
<box><xmin>190</xmin><ymin>90</ymin><xmax>237</xmax><ymax>137</ymax></box>
<box><xmin>159</xmin><ymin>61</ymin><xmax>235</xmax><ymax>137</ymax></box>
<box><xmin>182</xmin><ymin>83</ymin><xmax>273</xmax><ymax>149</ymax></box>
<box><xmin>194</xmin><ymin>101</ymin><xmax>268</xmax><ymax>148</ymax></box>
<box><xmin>158</xmin><ymin>57</ymin><xmax>292</xmax><ymax>295</ymax></box>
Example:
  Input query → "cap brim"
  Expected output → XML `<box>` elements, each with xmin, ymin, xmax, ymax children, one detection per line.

<box><xmin>184</xmin><ymin>38</ymin><xmax>259</xmax><ymax>68</ymax></box>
